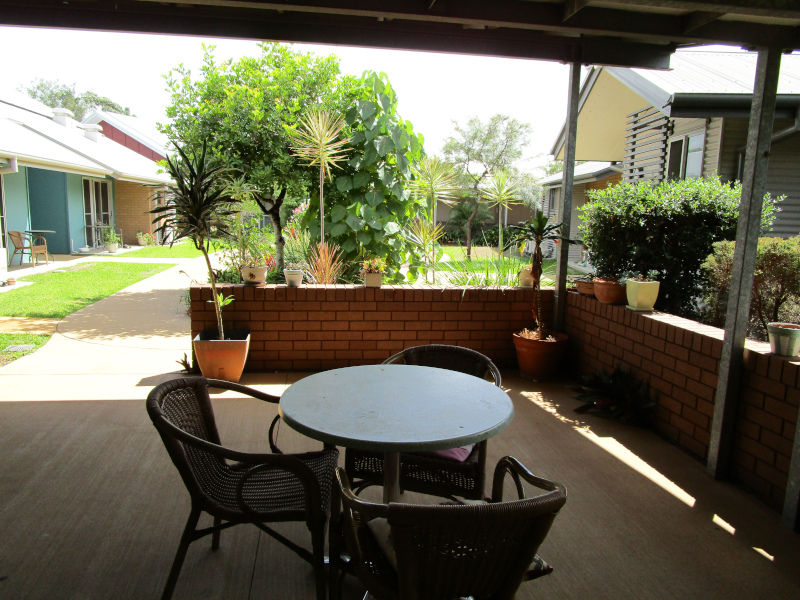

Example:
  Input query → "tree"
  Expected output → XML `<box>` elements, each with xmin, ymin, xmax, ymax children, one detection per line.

<box><xmin>161</xmin><ymin>43</ymin><xmax>357</xmax><ymax>269</ymax></box>
<box><xmin>21</xmin><ymin>79</ymin><xmax>132</xmax><ymax>120</ymax></box>
<box><xmin>542</xmin><ymin>159</ymin><xmax>587</xmax><ymax>176</ymax></box>
<box><xmin>303</xmin><ymin>71</ymin><xmax>425</xmax><ymax>279</ymax></box>
<box><xmin>442</xmin><ymin>114</ymin><xmax>531</xmax><ymax>258</ymax></box>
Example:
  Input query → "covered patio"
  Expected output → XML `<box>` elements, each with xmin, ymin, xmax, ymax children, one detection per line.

<box><xmin>1</xmin><ymin>372</ymin><xmax>798</xmax><ymax>599</ymax></box>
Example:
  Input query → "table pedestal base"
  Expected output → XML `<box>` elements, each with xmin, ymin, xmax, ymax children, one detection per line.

<box><xmin>383</xmin><ymin>451</ymin><xmax>400</xmax><ymax>504</ymax></box>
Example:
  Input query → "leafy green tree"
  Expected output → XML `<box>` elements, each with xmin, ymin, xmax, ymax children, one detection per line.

<box><xmin>542</xmin><ymin>159</ymin><xmax>587</xmax><ymax>177</ymax></box>
<box><xmin>161</xmin><ymin>43</ymin><xmax>356</xmax><ymax>269</ymax></box>
<box><xmin>21</xmin><ymin>79</ymin><xmax>132</xmax><ymax>120</ymax></box>
<box><xmin>302</xmin><ymin>71</ymin><xmax>425</xmax><ymax>279</ymax></box>
<box><xmin>443</xmin><ymin>114</ymin><xmax>531</xmax><ymax>258</ymax></box>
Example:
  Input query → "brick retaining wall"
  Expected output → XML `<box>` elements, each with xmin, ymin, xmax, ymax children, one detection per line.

<box><xmin>564</xmin><ymin>292</ymin><xmax>800</xmax><ymax>511</ymax></box>
<box><xmin>190</xmin><ymin>283</ymin><xmax>546</xmax><ymax>371</ymax></box>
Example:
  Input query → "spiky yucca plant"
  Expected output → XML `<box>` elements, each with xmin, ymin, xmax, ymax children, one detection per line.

<box><xmin>151</xmin><ymin>142</ymin><xmax>239</xmax><ymax>340</ymax></box>
<box><xmin>288</xmin><ymin>110</ymin><xmax>350</xmax><ymax>240</ymax></box>
<box><xmin>482</xmin><ymin>170</ymin><xmax>521</xmax><ymax>257</ymax></box>
<box><xmin>408</xmin><ymin>156</ymin><xmax>460</xmax><ymax>221</ymax></box>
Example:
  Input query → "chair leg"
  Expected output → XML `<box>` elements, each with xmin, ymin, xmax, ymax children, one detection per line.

<box><xmin>161</xmin><ymin>506</ymin><xmax>202</xmax><ymax>600</ymax></box>
<box><xmin>311</xmin><ymin>525</ymin><xmax>327</xmax><ymax>600</ymax></box>
<box><xmin>212</xmin><ymin>516</ymin><xmax>221</xmax><ymax>549</ymax></box>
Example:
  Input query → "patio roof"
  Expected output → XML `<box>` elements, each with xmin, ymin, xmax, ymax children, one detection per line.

<box><xmin>2</xmin><ymin>1</ymin><xmax>800</xmax><ymax>70</ymax></box>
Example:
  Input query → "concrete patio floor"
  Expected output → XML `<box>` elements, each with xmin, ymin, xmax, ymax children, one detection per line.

<box><xmin>0</xmin><ymin>256</ymin><xmax>798</xmax><ymax>599</ymax></box>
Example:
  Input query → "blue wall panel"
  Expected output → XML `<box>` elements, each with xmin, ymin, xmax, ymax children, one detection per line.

<box><xmin>3</xmin><ymin>168</ymin><xmax>31</xmax><ymax>264</ymax></box>
<box><xmin>27</xmin><ymin>168</ymin><xmax>69</xmax><ymax>254</ymax></box>
<box><xmin>66</xmin><ymin>174</ymin><xmax>87</xmax><ymax>252</ymax></box>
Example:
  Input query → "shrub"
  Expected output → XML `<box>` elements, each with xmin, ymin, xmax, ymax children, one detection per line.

<box><xmin>702</xmin><ymin>236</ymin><xmax>800</xmax><ymax>340</ymax></box>
<box><xmin>446</xmin><ymin>199</ymin><xmax>492</xmax><ymax>244</ymax></box>
<box><xmin>580</xmin><ymin>176</ymin><xmax>776</xmax><ymax>317</ymax></box>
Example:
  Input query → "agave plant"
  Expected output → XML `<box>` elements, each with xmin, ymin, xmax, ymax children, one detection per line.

<box><xmin>510</xmin><ymin>210</ymin><xmax>564</xmax><ymax>340</ymax></box>
<box><xmin>288</xmin><ymin>109</ymin><xmax>350</xmax><ymax>240</ymax></box>
<box><xmin>150</xmin><ymin>141</ymin><xmax>240</xmax><ymax>341</ymax></box>
<box><xmin>482</xmin><ymin>170</ymin><xmax>521</xmax><ymax>257</ymax></box>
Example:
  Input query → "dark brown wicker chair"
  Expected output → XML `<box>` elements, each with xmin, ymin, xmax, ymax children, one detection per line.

<box><xmin>332</xmin><ymin>456</ymin><xmax>567</xmax><ymax>600</ymax></box>
<box><xmin>146</xmin><ymin>377</ymin><xmax>338</xmax><ymax>600</ymax></box>
<box><xmin>344</xmin><ymin>344</ymin><xmax>502</xmax><ymax>500</ymax></box>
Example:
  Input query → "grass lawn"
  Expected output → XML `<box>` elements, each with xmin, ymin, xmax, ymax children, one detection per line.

<box><xmin>1</xmin><ymin>262</ymin><xmax>174</xmax><ymax>318</ymax></box>
<box><xmin>112</xmin><ymin>242</ymin><xmax>206</xmax><ymax>259</ymax></box>
<box><xmin>0</xmin><ymin>333</ymin><xmax>50</xmax><ymax>367</ymax></box>
<box><xmin>441</xmin><ymin>246</ymin><xmax>581</xmax><ymax>284</ymax></box>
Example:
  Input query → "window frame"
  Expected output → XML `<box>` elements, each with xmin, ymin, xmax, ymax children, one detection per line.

<box><xmin>666</xmin><ymin>128</ymin><xmax>706</xmax><ymax>180</ymax></box>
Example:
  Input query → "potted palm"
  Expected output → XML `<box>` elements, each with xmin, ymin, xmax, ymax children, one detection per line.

<box><xmin>509</xmin><ymin>211</ymin><xmax>569</xmax><ymax>381</ymax></box>
<box><xmin>150</xmin><ymin>141</ymin><xmax>248</xmax><ymax>383</ymax></box>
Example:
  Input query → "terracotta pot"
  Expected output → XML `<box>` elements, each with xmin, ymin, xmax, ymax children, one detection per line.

<box><xmin>575</xmin><ymin>280</ymin><xmax>595</xmax><ymax>297</ymax></box>
<box><xmin>626</xmin><ymin>280</ymin><xmax>660</xmax><ymax>311</ymax></box>
<box><xmin>767</xmin><ymin>322</ymin><xmax>800</xmax><ymax>357</ymax></box>
<box><xmin>364</xmin><ymin>272</ymin><xmax>383</xmax><ymax>288</ymax></box>
<box><xmin>241</xmin><ymin>266</ymin><xmax>268</xmax><ymax>285</ymax></box>
<box><xmin>512</xmin><ymin>331</ymin><xmax>569</xmax><ymax>381</ymax></box>
<box><xmin>593</xmin><ymin>277</ymin><xmax>626</xmax><ymax>305</ymax></box>
<box><xmin>193</xmin><ymin>329</ymin><xmax>250</xmax><ymax>383</ymax></box>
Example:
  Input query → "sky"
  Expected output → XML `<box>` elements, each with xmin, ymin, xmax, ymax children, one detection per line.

<box><xmin>0</xmin><ymin>25</ymin><xmax>572</xmax><ymax>172</ymax></box>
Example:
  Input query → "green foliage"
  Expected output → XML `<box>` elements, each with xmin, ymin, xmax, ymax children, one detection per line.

<box><xmin>442</xmin><ymin>254</ymin><xmax>527</xmax><ymax>287</ymax></box>
<box><xmin>446</xmin><ymin>199</ymin><xmax>492</xmax><ymax>243</ymax></box>
<box><xmin>22</xmin><ymin>78</ymin><xmax>132</xmax><ymax>120</ymax></box>
<box><xmin>303</xmin><ymin>71</ymin><xmax>425</xmax><ymax>280</ymax></box>
<box><xmin>580</xmin><ymin>176</ymin><xmax>777</xmax><ymax>317</ymax></box>
<box><xmin>102</xmin><ymin>228</ymin><xmax>121</xmax><ymax>245</ymax></box>
<box><xmin>0</xmin><ymin>262</ymin><xmax>172</xmax><ymax>318</ymax></box>
<box><xmin>573</xmin><ymin>367</ymin><xmax>657</xmax><ymax>427</ymax></box>
<box><xmin>702</xmin><ymin>236</ymin><xmax>800</xmax><ymax>341</ymax></box>
<box><xmin>161</xmin><ymin>43</ymin><xmax>357</xmax><ymax>268</ymax></box>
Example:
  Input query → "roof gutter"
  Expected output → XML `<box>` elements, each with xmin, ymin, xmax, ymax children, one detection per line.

<box><xmin>0</xmin><ymin>157</ymin><xmax>18</xmax><ymax>174</ymax></box>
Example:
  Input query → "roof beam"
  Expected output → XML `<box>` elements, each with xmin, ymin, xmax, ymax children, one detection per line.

<box><xmin>0</xmin><ymin>2</ymin><xmax>675</xmax><ymax>69</ymax></box>
<box><xmin>594</xmin><ymin>0</ymin><xmax>800</xmax><ymax>19</ymax></box>
<box><xmin>1</xmin><ymin>1</ymin><xmax>796</xmax><ymax>50</ymax></box>
<box><xmin>683</xmin><ymin>11</ymin><xmax>724</xmax><ymax>33</ymax></box>
<box><xmin>563</xmin><ymin>0</ymin><xmax>592</xmax><ymax>21</ymax></box>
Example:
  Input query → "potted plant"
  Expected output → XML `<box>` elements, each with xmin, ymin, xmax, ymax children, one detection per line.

<box><xmin>136</xmin><ymin>231</ymin><xmax>155</xmax><ymax>246</ymax></box>
<box><xmin>240</xmin><ymin>253</ymin><xmax>274</xmax><ymax>285</ymax></box>
<box><xmin>574</xmin><ymin>274</ymin><xmax>595</xmax><ymax>297</ymax></box>
<box><xmin>509</xmin><ymin>212</ymin><xmax>569</xmax><ymax>381</ymax></box>
<box><xmin>103</xmin><ymin>227</ymin><xmax>121</xmax><ymax>253</ymax></box>
<box><xmin>150</xmin><ymin>141</ymin><xmax>248</xmax><ymax>383</ymax></box>
<box><xmin>518</xmin><ymin>264</ymin><xmax>534</xmax><ymax>287</ymax></box>
<box><xmin>625</xmin><ymin>270</ymin><xmax>660</xmax><ymax>311</ymax></box>
<box><xmin>283</xmin><ymin>262</ymin><xmax>304</xmax><ymax>287</ymax></box>
<box><xmin>767</xmin><ymin>323</ymin><xmax>800</xmax><ymax>357</ymax></box>
<box><xmin>593</xmin><ymin>271</ymin><xmax>627</xmax><ymax>305</ymax></box>
<box><xmin>361</xmin><ymin>256</ymin><xmax>386</xmax><ymax>288</ymax></box>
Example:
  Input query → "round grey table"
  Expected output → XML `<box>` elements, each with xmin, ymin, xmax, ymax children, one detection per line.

<box><xmin>279</xmin><ymin>364</ymin><xmax>515</xmax><ymax>503</ymax></box>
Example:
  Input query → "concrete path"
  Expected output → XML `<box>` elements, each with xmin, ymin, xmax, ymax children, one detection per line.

<box><xmin>0</xmin><ymin>254</ymin><xmax>212</xmax><ymax>401</ymax></box>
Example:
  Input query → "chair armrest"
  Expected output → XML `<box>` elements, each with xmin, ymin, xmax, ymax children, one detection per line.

<box><xmin>491</xmin><ymin>456</ymin><xmax>567</xmax><ymax>502</ymax></box>
<box><xmin>205</xmin><ymin>378</ymin><xmax>281</xmax><ymax>404</ymax></box>
<box><xmin>336</xmin><ymin>468</ymin><xmax>389</xmax><ymax>521</ymax></box>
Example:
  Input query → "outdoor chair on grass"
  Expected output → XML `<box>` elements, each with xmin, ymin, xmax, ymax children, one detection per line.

<box><xmin>146</xmin><ymin>377</ymin><xmax>338</xmax><ymax>600</ymax></box>
<box><xmin>331</xmin><ymin>456</ymin><xmax>567</xmax><ymax>600</ymax></box>
<box><xmin>345</xmin><ymin>344</ymin><xmax>502</xmax><ymax>500</ymax></box>
<box><xmin>8</xmin><ymin>230</ymin><xmax>48</xmax><ymax>266</ymax></box>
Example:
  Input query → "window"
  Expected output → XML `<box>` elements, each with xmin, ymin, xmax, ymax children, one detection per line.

<box><xmin>666</xmin><ymin>131</ymin><xmax>705</xmax><ymax>180</ymax></box>
<box><xmin>548</xmin><ymin>188</ymin><xmax>558</xmax><ymax>215</ymax></box>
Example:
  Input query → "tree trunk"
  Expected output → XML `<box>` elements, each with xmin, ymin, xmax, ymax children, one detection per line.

<box><xmin>201</xmin><ymin>241</ymin><xmax>225</xmax><ymax>341</ymax></box>
<box><xmin>465</xmin><ymin>200</ymin><xmax>480</xmax><ymax>260</ymax></box>
<box><xmin>254</xmin><ymin>189</ymin><xmax>287</xmax><ymax>270</ymax></box>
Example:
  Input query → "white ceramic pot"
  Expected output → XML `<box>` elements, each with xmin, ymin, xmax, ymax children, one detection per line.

<box><xmin>626</xmin><ymin>280</ymin><xmax>660</xmax><ymax>311</ymax></box>
<box><xmin>106</xmin><ymin>243</ymin><xmax>118</xmax><ymax>253</ymax></box>
<box><xmin>284</xmin><ymin>269</ymin><xmax>304</xmax><ymax>288</ymax></box>
<box><xmin>519</xmin><ymin>268</ymin><xmax>534</xmax><ymax>288</ymax></box>
<box><xmin>240</xmin><ymin>266</ymin><xmax>268</xmax><ymax>285</ymax></box>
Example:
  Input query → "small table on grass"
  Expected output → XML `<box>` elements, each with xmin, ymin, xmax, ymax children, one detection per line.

<box><xmin>279</xmin><ymin>364</ymin><xmax>515</xmax><ymax>503</ymax></box>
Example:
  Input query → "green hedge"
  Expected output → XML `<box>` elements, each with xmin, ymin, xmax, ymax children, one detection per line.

<box><xmin>580</xmin><ymin>176</ymin><xmax>776</xmax><ymax>317</ymax></box>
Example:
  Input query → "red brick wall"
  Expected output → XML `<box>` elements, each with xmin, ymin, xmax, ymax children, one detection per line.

<box><xmin>190</xmin><ymin>284</ymin><xmax>547</xmax><ymax>371</ymax></box>
<box><xmin>565</xmin><ymin>292</ymin><xmax>799</xmax><ymax>510</ymax></box>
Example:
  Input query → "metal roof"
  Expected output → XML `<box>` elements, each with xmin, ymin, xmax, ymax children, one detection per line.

<box><xmin>4</xmin><ymin>1</ymin><xmax>800</xmax><ymax>70</ymax></box>
<box><xmin>539</xmin><ymin>161</ymin><xmax>620</xmax><ymax>186</ymax></box>
<box><xmin>0</xmin><ymin>93</ymin><xmax>169</xmax><ymax>184</ymax></box>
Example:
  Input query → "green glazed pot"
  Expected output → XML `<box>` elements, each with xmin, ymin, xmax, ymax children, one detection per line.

<box><xmin>767</xmin><ymin>323</ymin><xmax>800</xmax><ymax>357</ymax></box>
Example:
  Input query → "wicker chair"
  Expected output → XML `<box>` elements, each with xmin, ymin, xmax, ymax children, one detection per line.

<box><xmin>8</xmin><ymin>230</ymin><xmax>49</xmax><ymax>266</ymax></box>
<box><xmin>344</xmin><ymin>344</ymin><xmax>502</xmax><ymax>500</ymax></box>
<box><xmin>146</xmin><ymin>377</ymin><xmax>338</xmax><ymax>600</ymax></box>
<box><xmin>332</xmin><ymin>456</ymin><xmax>567</xmax><ymax>600</ymax></box>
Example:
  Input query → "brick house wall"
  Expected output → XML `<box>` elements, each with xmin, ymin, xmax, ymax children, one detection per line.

<box><xmin>114</xmin><ymin>181</ymin><xmax>158</xmax><ymax>245</ymax></box>
<box><xmin>100</xmin><ymin>121</ymin><xmax>166</xmax><ymax>163</ymax></box>
<box><xmin>190</xmin><ymin>284</ymin><xmax>544</xmax><ymax>371</ymax></box>
<box><xmin>564</xmin><ymin>292</ymin><xmax>799</xmax><ymax>511</ymax></box>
